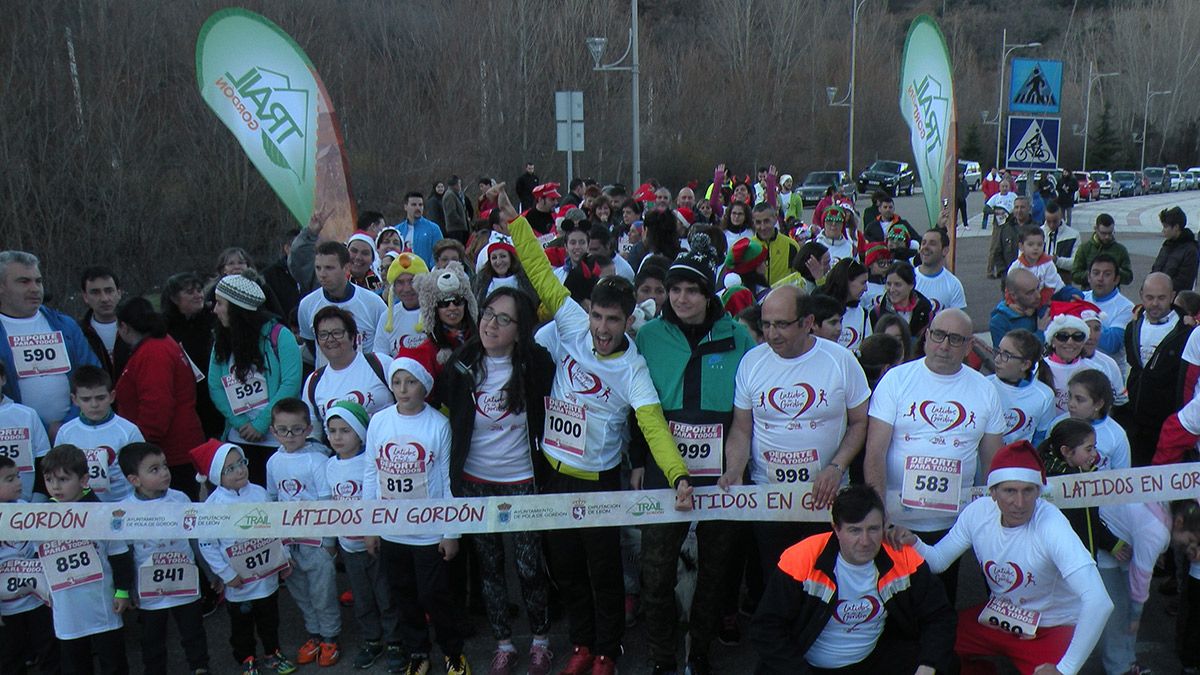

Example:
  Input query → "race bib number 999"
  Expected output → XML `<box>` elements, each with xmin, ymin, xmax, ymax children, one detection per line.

<box><xmin>670</xmin><ymin>422</ymin><xmax>723</xmax><ymax>477</ymax></box>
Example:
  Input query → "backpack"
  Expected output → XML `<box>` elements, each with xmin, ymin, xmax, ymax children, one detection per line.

<box><xmin>305</xmin><ymin>352</ymin><xmax>388</xmax><ymax>413</ymax></box>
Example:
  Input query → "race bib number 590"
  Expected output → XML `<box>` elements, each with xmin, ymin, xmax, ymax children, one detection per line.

<box><xmin>10</xmin><ymin>332</ymin><xmax>70</xmax><ymax>377</ymax></box>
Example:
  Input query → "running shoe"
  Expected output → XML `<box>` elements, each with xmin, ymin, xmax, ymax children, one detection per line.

<box><xmin>559</xmin><ymin>646</ymin><xmax>594</xmax><ymax>675</ymax></box>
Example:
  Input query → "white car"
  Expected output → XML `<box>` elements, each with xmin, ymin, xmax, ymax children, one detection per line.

<box><xmin>1089</xmin><ymin>171</ymin><xmax>1115</xmax><ymax>199</ymax></box>
<box><xmin>958</xmin><ymin>160</ymin><xmax>982</xmax><ymax>190</ymax></box>
<box><xmin>1171</xmin><ymin>171</ymin><xmax>1186</xmax><ymax>191</ymax></box>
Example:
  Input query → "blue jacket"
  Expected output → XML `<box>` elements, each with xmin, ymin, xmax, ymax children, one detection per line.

<box><xmin>0</xmin><ymin>306</ymin><xmax>100</xmax><ymax>423</ymax></box>
<box><xmin>988</xmin><ymin>300</ymin><xmax>1042</xmax><ymax>348</ymax></box>
<box><xmin>393</xmin><ymin>217</ymin><xmax>444</xmax><ymax>267</ymax></box>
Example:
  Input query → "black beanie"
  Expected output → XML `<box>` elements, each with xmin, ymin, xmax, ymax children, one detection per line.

<box><xmin>665</xmin><ymin>232</ymin><xmax>719</xmax><ymax>295</ymax></box>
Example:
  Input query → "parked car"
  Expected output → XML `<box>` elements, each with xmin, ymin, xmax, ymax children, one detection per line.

<box><xmin>1170</xmin><ymin>170</ymin><xmax>1185</xmax><ymax>191</ymax></box>
<box><xmin>798</xmin><ymin>170</ymin><xmax>856</xmax><ymax>206</ymax></box>
<box><xmin>958</xmin><ymin>160</ymin><xmax>982</xmax><ymax>190</ymax></box>
<box><xmin>1144</xmin><ymin>167</ymin><xmax>1169</xmax><ymax>193</ymax></box>
<box><xmin>856</xmin><ymin>160</ymin><xmax>915</xmax><ymax>196</ymax></box>
<box><xmin>1186</xmin><ymin>171</ymin><xmax>1200</xmax><ymax>190</ymax></box>
<box><xmin>1075</xmin><ymin>172</ymin><xmax>1094</xmax><ymax>201</ymax></box>
<box><xmin>1090</xmin><ymin>171</ymin><xmax>1115</xmax><ymax>199</ymax></box>
<box><xmin>1111</xmin><ymin>171</ymin><xmax>1141</xmax><ymax>197</ymax></box>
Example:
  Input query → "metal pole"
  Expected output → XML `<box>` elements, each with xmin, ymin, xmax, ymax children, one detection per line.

<box><xmin>1141</xmin><ymin>81</ymin><xmax>1150</xmax><ymax>172</ymax></box>
<box><xmin>848</xmin><ymin>0</ymin><xmax>859</xmax><ymax>177</ymax></box>
<box><xmin>1082</xmin><ymin>62</ymin><xmax>1092</xmax><ymax>172</ymax></box>
<box><xmin>567</xmin><ymin>146</ymin><xmax>574</xmax><ymax>188</ymax></box>
<box><xmin>994</xmin><ymin>28</ymin><xmax>1006</xmax><ymax>171</ymax></box>
<box><xmin>630</xmin><ymin>0</ymin><xmax>641</xmax><ymax>188</ymax></box>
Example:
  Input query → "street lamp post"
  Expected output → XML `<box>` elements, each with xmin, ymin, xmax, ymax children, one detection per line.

<box><xmin>992</xmin><ymin>28</ymin><xmax>1041</xmax><ymax>170</ymax></box>
<box><xmin>585</xmin><ymin>0</ymin><xmax>640</xmax><ymax>187</ymax></box>
<box><xmin>826</xmin><ymin>0</ymin><xmax>867</xmax><ymax>178</ymax></box>
<box><xmin>1081</xmin><ymin>62</ymin><xmax>1119</xmax><ymax>172</ymax></box>
<box><xmin>1140</xmin><ymin>82</ymin><xmax>1172</xmax><ymax>172</ymax></box>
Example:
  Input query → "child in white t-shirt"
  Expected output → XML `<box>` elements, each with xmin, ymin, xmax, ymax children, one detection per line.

<box><xmin>1061</xmin><ymin>369</ymin><xmax>1130</xmax><ymax>471</ymax></box>
<box><xmin>54</xmin><ymin>365</ymin><xmax>139</xmax><ymax>502</ymax></box>
<box><xmin>0</xmin><ymin>455</ymin><xmax>57</xmax><ymax>672</ymax></box>
<box><xmin>1007</xmin><ymin>225</ymin><xmax>1061</xmax><ymax>304</ymax></box>
<box><xmin>0</xmin><ymin>360</ymin><xmax>51</xmax><ymax>501</ymax></box>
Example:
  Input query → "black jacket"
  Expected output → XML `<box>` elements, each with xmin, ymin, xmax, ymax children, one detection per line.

<box><xmin>515</xmin><ymin>172</ymin><xmax>540</xmax><ymax>212</ymax></box>
<box><xmin>751</xmin><ymin>531</ymin><xmax>956</xmax><ymax>674</ymax></box>
<box><xmin>437</xmin><ymin>341</ymin><xmax>556</xmax><ymax>494</ymax></box>
<box><xmin>870</xmin><ymin>290</ymin><xmax>933</xmax><ymax>338</ymax></box>
<box><xmin>262</xmin><ymin>256</ymin><xmax>302</xmax><ymax>322</ymax></box>
<box><xmin>1123</xmin><ymin>308</ymin><xmax>1192</xmax><ymax>426</ymax></box>
<box><xmin>1152</xmin><ymin>227</ymin><xmax>1199</xmax><ymax>292</ymax></box>
<box><xmin>78</xmin><ymin>310</ymin><xmax>131</xmax><ymax>383</ymax></box>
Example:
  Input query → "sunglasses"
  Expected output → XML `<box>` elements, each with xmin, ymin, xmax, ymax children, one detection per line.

<box><xmin>436</xmin><ymin>297</ymin><xmax>466</xmax><ymax>309</ymax></box>
<box><xmin>1053</xmin><ymin>331</ymin><xmax>1087</xmax><ymax>343</ymax></box>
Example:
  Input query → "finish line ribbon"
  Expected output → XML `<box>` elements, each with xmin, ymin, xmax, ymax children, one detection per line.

<box><xmin>1</xmin><ymin>464</ymin><xmax>1196</xmax><ymax>540</ymax></box>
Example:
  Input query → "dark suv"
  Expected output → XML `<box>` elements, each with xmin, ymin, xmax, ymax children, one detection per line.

<box><xmin>1144</xmin><ymin>167</ymin><xmax>1170</xmax><ymax>194</ymax></box>
<box><xmin>857</xmin><ymin>160</ymin><xmax>915</xmax><ymax>197</ymax></box>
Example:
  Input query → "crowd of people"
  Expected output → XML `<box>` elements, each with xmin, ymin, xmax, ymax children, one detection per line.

<box><xmin>0</xmin><ymin>160</ymin><xmax>1198</xmax><ymax>675</ymax></box>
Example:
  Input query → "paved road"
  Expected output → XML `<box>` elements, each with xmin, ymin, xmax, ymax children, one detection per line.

<box><xmin>138</xmin><ymin>188</ymin><xmax>1199</xmax><ymax>674</ymax></box>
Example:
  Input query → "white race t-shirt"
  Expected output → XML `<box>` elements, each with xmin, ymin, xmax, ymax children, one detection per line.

<box><xmin>862</xmin><ymin>281</ymin><xmax>886</xmax><ymax>311</ymax></box>
<box><xmin>0</xmin><ymin>313</ymin><xmax>72</xmax><ymax>426</ymax></box>
<box><xmin>1047</xmin><ymin>413</ymin><xmax>1130</xmax><ymax>471</ymax></box>
<box><xmin>986</xmin><ymin>375</ymin><xmax>1056</xmax><ymax>446</ymax></box>
<box><xmin>372</xmin><ymin>305</ymin><xmax>421</xmax><ymax>357</ymax></box>
<box><xmin>734</xmin><ymin>340</ymin><xmax>869</xmax><ymax>486</ymax></box>
<box><xmin>0</xmin><ymin>398</ymin><xmax>50</xmax><ymax>500</ymax></box>
<box><xmin>869</xmin><ymin>359</ymin><xmax>1006</xmax><ymax>531</ymax></box>
<box><xmin>363</xmin><ymin>404</ymin><xmax>454</xmax><ymax>546</ymax></box>
<box><xmin>303</xmin><ymin>352</ymin><xmax>395</xmax><ymax>431</ymax></box>
<box><xmin>1137</xmin><ymin>313</ymin><xmax>1179</xmax><ymax>366</ymax></box>
<box><xmin>1086</xmin><ymin>350</ymin><xmax>1128</xmax><ymax>407</ymax></box>
<box><xmin>986</xmin><ymin>192</ymin><xmax>1016</xmax><ymax>214</ymax></box>
<box><xmin>839</xmin><ymin>305</ymin><xmax>872</xmax><ymax>354</ymax></box>
<box><xmin>1084</xmin><ymin>289</ymin><xmax>1133</xmax><ymax>371</ymax></box>
<box><xmin>535</xmin><ymin>301</ymin><xmax>662</xmax><ymax>473</ymax></box>
<box><xmin>55</xmin><ymin>414</ymin><xmax>142</xmax><ymax>502</ymax></box>
<box><xmin>464</xmin><ymin>356</ymin><xmax>533</xmax><ymax>483</ymax></box>
<box><xmin>805</xmin><ymin>554</ymin><xmax>888</xmax><ymax>669</ymax></box>
<box><xmin>915</xmin><ymin>266</ymin><xmax>967</xmax><ymax>314</ymax></box>
<box><xmin>297</xmin><ymin>285</ymin><xmax>388</xmax><ymax>368</ymax></box>
<box><xmin>326</xmin><ymin>451</ymin><xmax>368</xmax><ymax>553</ymax></box>
<box><xmin>44</xmin><ymin>537</ymin><xmax>129</xmax><ymax>639</ymax></box>
<box><xmin>1043</xmin><ymin>358</ymin><xmax>1124</xmax><ymax>415</ymax></box>
<box><xmin>815</xmin><ymin>234</ymin><xmax>855</xmax><ymax>265</ymax></box>
<box><xmin>0</xmin><ymin>515</ymin><xmax>43</xmax><ymax>616</ymax></box>
<box><xmin>123</xmin><ymin>489</ymin><xmax>200</xmax><ymax>611</ymax></box>
<box><xmin>1183</xmin><ymin>327</ymin><xmax>1200</xmax><ymax>368</ymax></box>
<box><xmin>90</xmin><ymin>318</ymin><xmax>118</xmax><ymax>357</ymax></box>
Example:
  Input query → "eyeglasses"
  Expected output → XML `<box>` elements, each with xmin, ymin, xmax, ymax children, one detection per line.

<box><xmin>994</xmin><ymin>349</ymin><xmax>1023</xmax><ymax>364</ymax></box>
<box><xmin>927</xmin><ymin>329</ymin><xmax>970</xmax><ymax>347</ymax></box>
<box><xmin>761</xmin><ymin>318</ymin><xmax>800</xmax><ymax>331</ymax></box>
<box><xmin>272</xmin><ymin>425</ymin><xmax>309</xmax><ymax>438</ymax></box>
<box><xmin>481</xmin><ymin>307</ymin><xmax>515</xmax><ymax>327</ymax></box>
<box><xmin>436</xmin><ymin>297</ymin><xmax>466</xmax><ymax>309</ymax></box>
<box><xmin>317</xmin><ymin>329</ymin><xmax>347</xmax><ymax>342</ymax></box>
<box><xmin>1054</xmin><ymin>331</ymin><xmax>1087</xmax><ymax>343</ymax></box>
<box><xmin>222</xmin><ymin>457</ymin><xmax>249</xmax><ymax>475</ymax></box>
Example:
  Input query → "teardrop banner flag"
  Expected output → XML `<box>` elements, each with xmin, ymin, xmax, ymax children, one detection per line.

<box><xmin>899</xmin><ymin>15</ymin><xmax>958</xmax><ymax>269</ymax></box>
<box><xmin>196</xmin><ymin>7</ymin><xmax>355</xmax><ymax>241</ymax></box>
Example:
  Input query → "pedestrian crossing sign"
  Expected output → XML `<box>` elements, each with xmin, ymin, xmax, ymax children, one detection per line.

<box><xmin>1006</xmin><ymin>116</ymin><xmax>1059</xmax><ymax>170</ymax></box>
<box><xmin>1009</xmin><ymin>58</ymin><xmax>1063</xmax><ymax>114</ymax></box>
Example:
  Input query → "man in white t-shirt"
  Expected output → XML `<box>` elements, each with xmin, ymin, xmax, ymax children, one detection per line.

<box><xmin>891</xmin><ymin>441</ymin><xmax>1113</xmax><ymax>675</ymax></box>
<box><xmin>373</xmin><ymin>253</ymin><xmax>428</xmax><ymax>357</ymax></box>
<box><xmin>865</xmin><ymin>308</ymin><xmax>1005</xmax><ymax>603</ymax></box>
<box><xmin>297</xmin><ymin>241</ymin><xmax>387</xmax><ymax>369</ymax></box>
<box><xmin>1082</xmin><ymin>253</ymin><xmax>1133</xmax><ymax>376</ymax></box>
<box><xmin>752</xmin><ymin>485</ymin><xmax>955</xmax><ymax>675</ymax></box>
<box><xmin>304</xmin><ymin>307</ymin><xmax>393</xmax><ymax>436</ymax></box>
<box><xmin>0</xmin><ymin>251</ymin><xmax>101</xmax><ymax>439</ymax></box>
<box><xmin>726</xmin><ymin>285</ymin><xmax>871</xmax><ymax>576</ymax></box>
<box><xmin>914</xmin><ymin>228</ymin><xmax>967</xmax><ymax>315</ymax></box>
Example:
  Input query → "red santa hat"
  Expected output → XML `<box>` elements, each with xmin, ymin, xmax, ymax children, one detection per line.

<box><xmin>532</xmin><ymin>182</ymin><xmax>561</xmax><ymax>201</ymax></box>
<box><xmin>1044</xmin><ymin>300</ymin><xmax>1101</xmax><ymax>343</ymax></box>
<box><xmin>189</xmin><ymin>439</ymin><xmax>240</xmax><ymax>485</ymax></box>
<box><xmin>987</xmin><ymin>440</ymin><xmax>1047</xmax><ymax>488</ymax></box>
<box><xmin>486</xmin><ymin>240</ymin><xmax>517</xmax><ymax>261</ymax></box>
<box><xmin>675</xmin><ymin>207</ymin><xmax>695</xmax><ymax>229</ymax></box>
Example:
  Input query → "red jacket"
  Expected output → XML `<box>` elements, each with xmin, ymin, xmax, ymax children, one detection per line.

<box><xmin>114</xmin><ymin>336</ymin><xmax>205</xmax><ymax>466</ymax></box>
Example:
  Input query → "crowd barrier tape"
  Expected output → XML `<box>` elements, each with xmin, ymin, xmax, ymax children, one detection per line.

<box><xmin>1</xmin><ymin>464</ymin><xmax>1196</xmax><ymax>541</ymax></box>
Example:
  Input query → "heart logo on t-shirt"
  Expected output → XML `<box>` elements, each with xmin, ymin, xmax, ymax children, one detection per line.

<box><xmin>333</xmin><ymin>480</ymin><xmax>361</xmax><ymax>499</ymax></box>
<box><xmin>834</xmin><ymin>595</ymin><xmax>881</xmax><ymax>630</ymax></box>
<box><xmin>1003</xmin><ymin>408</ymin><xmax>1027</xmax><ymax>436</ymax></box>
<box><xmin>918</xmin><ymin>400</ymin><xmax>968</xmax><ymax>432</ymax></box>
<box><xmin>839</xmin><ymin>326</ymin><xmax>860</xmax><ymax>347</ymax></box>
<box><xmin>766</xmin><ymin>383</ymin><xmax>819</xmax><ymax>418</ymax></box>
<box><xmin>566</xmin><ymin>359</ymin><xmax>603</xmax><ymax>396</ymax></box>
<box><xmin>983</xmin><ymin>560</ymin><xmax>1025</xmax><ymax>592</ymax></box>
<box><xmin>280</xmin><ymin>479</ymin><xmax>304</xmax><ymax>498</ymax></box>
<box><xmin>380</xmin><ymin>441</ymin><xmax>427</xmax><ymax>464</ymax></box>
<box><xmin>473</xmin><ymin>391</ymin><xmax>511</xmax><ymax>421</ymax></box>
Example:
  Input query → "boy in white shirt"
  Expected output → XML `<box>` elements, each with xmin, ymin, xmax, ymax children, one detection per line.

<box><xmin>1007</xmin><ymin>225</ymin><xmax>1062</xmax><ymax>305</ymax></box>
<box><xmin>0</xmin><ymin>360</ymin><xmax>51</xmax><ymax>501</ymax></box>
<box><xmin>324</xmin><ymin>400</ymin><xmax>402</xmax><ymax>670</ymax></box>
<box><xmin>41</xmin><ymin>444</ymin><xmax>135</xmax><ymax>674</ymax></box>
<box><xmin>265</xmin><ymin>398</ymin><xmax>341</xmax><ymax>667</ymax></box>
<box><xmin>193</xmin><ymin>439</ymin><xmax>297</xmax><ymax>675</ymax></box>
<box><xmin>0</xmin><ymin>454</ymin><xmax>57</xmax><ymax>672</ymax></box>
<box><xmin>118</xmin><ymin>442</ymin><xmax>209</xmax><ymax>674</ymax></box>
<box><xmin>54</xmin><ymin>365</ymin><xmax>139</xmax><ymax>502</ymax></box>
<box><xmin>363</xmin><ymin>356</ymin><xmax>469</xmax><ymax>675</ymax></box>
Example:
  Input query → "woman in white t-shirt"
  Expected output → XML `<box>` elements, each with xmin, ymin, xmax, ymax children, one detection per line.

<box><xmin>472</xmin><ymin>241</ymin><xmax>538</xmax><ymax>310</ymax></box>
<box><xmin>818</xmin><ymin>258</ymin><xmax>872</xmax><ymax>354</ymax></box>
<box><xmin>437</xmin><ymin>287</ymin><xmax>556</xmax><ymax>671</ymax></box>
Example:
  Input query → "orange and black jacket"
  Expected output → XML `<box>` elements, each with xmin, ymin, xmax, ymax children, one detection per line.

<box><xmin>750</xmin><ymin>531</ymin><xmax>956</xmax><ymax>674</ymax></box>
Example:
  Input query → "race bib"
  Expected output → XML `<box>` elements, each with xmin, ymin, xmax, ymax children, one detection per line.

<box><xmin>900</xmin><ymin>456</ymin><xmax>963</xmax><ymax>512</ymax></box>
<box><xmin>763</xmin><ymin>448</ymin><xmax>820</xmax><ymax>484</ymax></box>
<box><xmin>225</xmin><ymin>538</ymin><xmax>287</xmax><ymax>583</ymax></box>
<box><xmin>82</xmin><ymin>447</ymin><xmax>113</xmax><ymax>494</ymax></box>
<box><xmin>222</xmin><ymin>370</ymin><xmax>269</xmax><ymax>416</ymax></box>
<box><xmin>977</xmin><ymin>595</ymin><xmax>1040</xmax><ymax>638</ymax></box>
<box><xmin>543</xmin><ymin>397</ymin><xmax>587</xmax><ymax>457</ymax></box>
<box><xmin>0</xmin><ymin>427</ymin><xmax>34</xmax><ymax>472</ymax></box>
<box><xmin>377</xmin><ymin>460</ymin><xmax>428</xmax><ymax>500</ymax></box>
<box><xmin>670</xmin><ymin>422</ymin><xmax>723</xmax><ymax>477</ymax></box>
<box><xmin>0</xmin><ymin>558</ymin><xmax>49</xmax><ymax>604</ymax></box>
<box><xmin>38</xmin><ymin>540</ymin><xmax>103</xmax><ymax>592</ymax></box>
<box><xmin>137</xmin><ymin>551</ymin><xmax>199</xmax><ymax>600</ymax></box>
<box><xmin>9</xmin><ymin>332</ymin><xmax>71</xmax><ymax>377</ymax></box>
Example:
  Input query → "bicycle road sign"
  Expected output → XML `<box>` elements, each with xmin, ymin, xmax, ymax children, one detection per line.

<box><xmin>1006</xmin><ymin>116</ymin><xmax>1059</xmax><ymax>170</ymax></box>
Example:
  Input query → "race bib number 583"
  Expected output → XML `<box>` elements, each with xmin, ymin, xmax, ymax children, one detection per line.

<box><xmin>900</xmin><ymin>455</ymin><xmax>962</xmax><ymax>512</ymax></box>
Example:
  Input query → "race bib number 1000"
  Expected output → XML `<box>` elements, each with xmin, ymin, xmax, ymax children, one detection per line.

<box><xmin>543</xmin><ymin>397</ymin><xmax>587</xmax><ymax>457</ymax></box>
<box><xmin>9</xmin><ymin>332</ymin><xmax>70</xmax><ymax>377</ymax></box>
<box><xmin>900</xmin><ymin>455</ymin><xmax>963</xmax><ymax>512</ymax></box>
